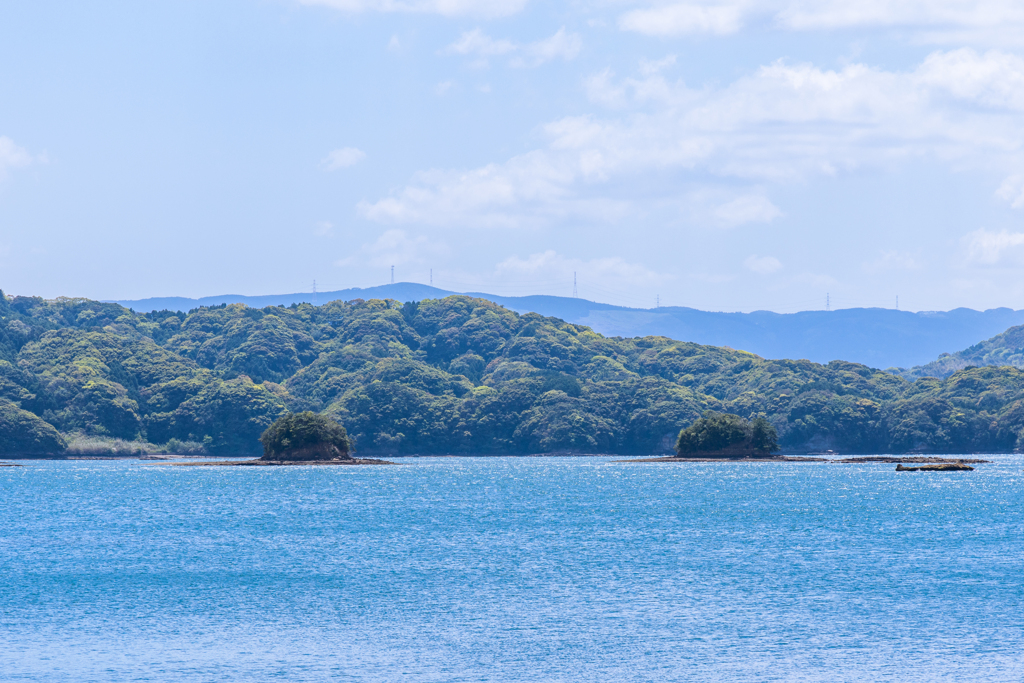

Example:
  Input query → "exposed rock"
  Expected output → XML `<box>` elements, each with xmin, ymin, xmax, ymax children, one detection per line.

<box><xmin>616</xmin><ymin>455</ymin><xmax>827</xmax><ymax>463</ymax></box>
<box><xmin>263</xmin><ymin>442</ymin><xmax>350</xmax><ymax>462</ymax></box>
<box><xmin>842</xmin><ymin>456</ymin><xmax>990</xmax><ymax>464</ymax></box>
<box><xmin>161</xmin><ymin>456</ymin><xmax>395</xmax><ymax>467</ymax></box>
<box><xmin>896</xmin><ymin>463</ymin><xmax>975</xmax><ymax>471</ymax></box>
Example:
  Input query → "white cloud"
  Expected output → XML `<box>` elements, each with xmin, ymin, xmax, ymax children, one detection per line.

<box><xmin>445</xmin><ymin>27</ymin><xmax>581</xmax><ymax>67</ymax></box>
<box><xmin>322</xmin><ymin>147</ymin><xmax>366</xmax><ymax>170</ymax></box>
<box><xmin>358</xmin><ymin>155</ymin><xmax>632</xmax><ymax>228</ymax></box>
<box><xmin>864</xmin><ymin>250</ymin><xmax>922</xmax><ymax>272</ymax></box>
<box><xmin>435</xmin><ymin>80</ymin><xmax>455</xmax><ymax>96</ymax></box>
<box><xmin>513</xmin><ymin>28</ymin><xmax>582</xmax><ymax>67</ymax></box>
<box><xmin>616</xmin><ymin>1</ymin><xmax>1024</xmax><ymax>42</ymax></box>
<box><xmin>336</xmin><ymin>229</ymin><xmax>447</xmax><ymax>268</ymax></box>
<box><xmin>361</xmin><ymin>50</ymin><xmax>1024</xmax><ymax>228</ymax></box>
<box><xmin>713</xmin><ymin>194</ymin><xmax>782</xmax><ymax>227</ymax></box>
<box><xmin>494</xmin><ymin>250</ymin><xmax>671</xmax><ymax>298</ymax></box>
<box><xmin>744</xmin><ymin>254</ymin><xmax>783</xmax><ymax>274</ymax></box>
<box><xmin>298</xmin><ymin>0</ymin><xmax>527</xmax><ymax>18</ymax></box>
<box><xmin>314</xmin><ymin>221</ymin><xmax>334</xmax><ymax>236</ymax></box>
<box><xmin>639</xmin><ymin>55</ymin><xmax>678</xmax><ymax>76</ymax></box>
<box><xmin>619</xmin><ymin>3</ymin><xmax>745</xmax><ymax>36</ymax></box>
<box><xmin>996</xmin><ymin>174</ymin><xmax>1024</xmax><ymax>207</ymax></box>
<box><xmin>446</xmin><ymin>28</ymin><xmax>516</xmax><ymax>57</ymax></box>
<box><xmin>963</xmin><ymin>228</ymin><xmax>1024</xmax><ymax>265</ymax></box>
<box><xmin>498</xmin><ymin>250</ymin><xmax>663</xmax><ymax>281</ymax></box>
<box><xmin>775</xmin><ymin>0</ymin><xmax>1024</xmax><ymax>32</ymax></box>
<box><xmin>584</xmin><ymin>69</ymin><xmax>628</xmax><ymax>108</ymax></box>
<box><xmin>0</xmin><ymin>136</ymin><xmax>38</xmax><ymax>179</ymax></box>
<box><xmin>915</xmin><ymin>49</ymin><xmax>1024</xmax><ymax>108</ymax></box>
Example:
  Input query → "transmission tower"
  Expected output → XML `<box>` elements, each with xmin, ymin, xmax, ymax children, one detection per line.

<box><xmin>430</xmin><ymin>268</ymin><xmax>433</xmax><ymax>286</ymax></box>
<box><xmin>573</xmin><ymin>272</ymin><xmax>577</xmax><ymax>298</ymax></box>
<box><xmin>896</xmin><ymin>295</ymin><xmax>899</xmax><ymax>310</ymax></box>
<box><xmin>826</xmin><ymin>293</ymin><xmax>830</xmax><ymax>311</ymax></box>
<box><xmin>313</xmin><ymin>280</ymin><xmax>317</xmax><ymax>306</ymax></box>
<box><xmin>391</xmin><ymin>265</ymin><xmax>394</xmax><ymax>285</ymax></box>
<box><xmin>656</xmin><ymin>294</ymin><xmax>660</xmax><ymax>308</ymax></box>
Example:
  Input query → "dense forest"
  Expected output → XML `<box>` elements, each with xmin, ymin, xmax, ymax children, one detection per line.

<box><xmin>897</xmin><ymin>322</ymin><xmax>1024</xmax><ymax>380</ymax></box>
<box><xmin>2</xmin><ymin>290</ymin><xmax>1024</xmax><ymax>456</ymax></box>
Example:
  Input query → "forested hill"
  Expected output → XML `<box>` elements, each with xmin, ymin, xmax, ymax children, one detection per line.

<box><xmin>898</xmin><ymin>323</ymin><xmax>1024</xmax><ymax>380</ymax></box>
<box><xmin>3</xmin><ymin>291</ymin><xmax>1024</xmax><ymax>457</ymax></box>
<box><xmin>111</xmin><ymin>284</ymin><xmax>1024</xmax><ymax>370</ymax></box>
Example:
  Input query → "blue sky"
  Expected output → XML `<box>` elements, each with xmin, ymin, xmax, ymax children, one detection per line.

<box><xmin>3</xmin><ymin>0</ymin><xmax>1024</xmax><ymax>311</ymax></box>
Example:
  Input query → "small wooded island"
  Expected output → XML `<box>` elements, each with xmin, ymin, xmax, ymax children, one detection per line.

<box><xmin>675</xmin><ymin>411</ymin><xmax>779</xmax><ymax>458</ymax></box>
<box><xmin>619</xmin><ymin>411</ymin><xmax>800</xmax><ymax>462</ymax></box>
<box><xmin>619</xmin><ymin>411</ymin><xmax>982</xmax><ymax>468</ymax></box>
<box><xmin>166</xmin><ymin>412</ymin><xmax>394</xmax><ymax>466</ymax></box>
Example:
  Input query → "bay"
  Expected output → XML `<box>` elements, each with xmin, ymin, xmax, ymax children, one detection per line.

<box><xmin>1</xmin><ymin>456</ymin><xmax>1022</xmax><ymax>681</ymax></box>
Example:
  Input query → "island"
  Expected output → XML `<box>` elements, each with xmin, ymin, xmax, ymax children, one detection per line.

<box><xmin>163</xmin><ymin>412</ymin><xmax>394</xmax><ymax>466</ymax></box>
<box><xmin>617</xmin><ymin>412</ymin><xmax>815</xmax><ymax>462</ymax></box>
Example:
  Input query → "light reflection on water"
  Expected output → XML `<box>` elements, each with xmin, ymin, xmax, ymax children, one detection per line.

<box><xmin>1</xmin><ymin>456</ymin><xmax>1022</xmax><ymax>681</ymax></box>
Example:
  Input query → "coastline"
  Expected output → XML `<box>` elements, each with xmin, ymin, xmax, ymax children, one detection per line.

<box><xmin>152</xmin><ymin>457</ymin><xmax>397</xmax><ymax>467</ymax></box>
<box><xmin>2</xmin><ymin>453</ymin><xmax>996</xmax><ymax>464</ymax></box>
<box><xmin>615</xmin><ymin>455</ymin><xmax>992</xmax><ymax>464</ymax></box>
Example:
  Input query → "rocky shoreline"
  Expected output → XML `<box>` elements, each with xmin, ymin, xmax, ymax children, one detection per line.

<box><xmin>156</xmin><ymin>457</ymin><xmax>396</xmax><ymax>467</ymax></box>
<box><xmin>617</xmin><ymin>455</ymin><xmax>992</xmax><ymax>465</ymax></box>
<box><xmin>896</xmin><ymin>462</ymin><xmax>975</xmax><ymax>471</ymax></box>
<box><xmin>615</xmin><ymin>455</ymin><xmax>829</xmax><ymax>463</ymax></box>
<box><xmin>837</xmin><ymin>456</ymin><xmax>990</xmax><ymax>464</ymax></box>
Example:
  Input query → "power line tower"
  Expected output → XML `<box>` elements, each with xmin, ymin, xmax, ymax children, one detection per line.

<box><xmin>896</xmin><ymin>295</ymin><xmax>899</xmax><ymax>310</ymax></box>
<box><xmin>313</xmin><ymin>280</ymin><xmax>317</xmax><ymax>306</ymax></box>
<box><xmin>573</xmin><ymin>272</ymin><xmax>577</xmax><ymax>298</ymax></box>
<box><xmin>826</xmin><ymin>293</ymin><xmax>830</xmax><ymax>311</ymax></box>
<box><xmin>391</xmin><ymin>265</ymin><xmax>394</xmax><ymax>285</ymax></box>
<box><xmin>430</xmin><ymin>268</ymin><xmax>433</xmax><ymax>286</ymax></box>
<box><xmin>656</xmin><ymin>294</ymin><xmax>660</xmax><ymax>308</ymax></box>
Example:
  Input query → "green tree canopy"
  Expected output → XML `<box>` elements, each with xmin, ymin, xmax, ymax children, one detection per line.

<box><xmin>4</xmin><ymin>293</ymin><xmax>1024</xmax><ymax>456</ymax></box>
<box><xmin>0</xmin><ymin>398</ymin><xmax>67</xmax><ymax>456</ymax></box>
<box><xmin>676</xmin><ymin>411</ymin><xmax>779</xmax><ymax>457</ymax></box>
<box><xmin>259</xmin><ymin>411</ymin><xmax>351</xmax><ymax>461</ymax></box>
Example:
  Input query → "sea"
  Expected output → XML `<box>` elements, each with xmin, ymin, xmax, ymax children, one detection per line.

<box><xmin>2</xmin><ymin>456</ymin><xmax>1022</xmax><ymax>682</ymax></box>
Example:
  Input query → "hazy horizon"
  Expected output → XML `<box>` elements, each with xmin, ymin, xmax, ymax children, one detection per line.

<box><xmin>5</xmin><ymin>2</ymin><xmax>1024</xmax><ymax>312</ymax></box>
<box><xmin>100</xmin><ymin>282</ymin><xmax>1024</xmax><ymax>315</ymax></box>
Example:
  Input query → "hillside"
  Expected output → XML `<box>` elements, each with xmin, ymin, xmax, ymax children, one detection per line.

<box><xmin>3</xmin><ymin>290</ymin><xmax>1024</xmax><ymax>456</ymax></box>
<box><xmin>898</xmin><ymin>324</ymin><xmax>1024</xmax><ymax>380</ymax></box>
<box><xmin>111</xmin><ymin>284</ymin><xmax>1024</xmax><ymax>370</ymax></box>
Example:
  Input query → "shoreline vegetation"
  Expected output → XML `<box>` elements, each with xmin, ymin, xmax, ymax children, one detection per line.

<box><xmin>4</xmin><ymin>291</ymin><xmax>1024</xmax><ymax>459</ymax></box>
<box><xmin>4</xmin><ymin>452</ymin><xmax>993</xmax><ymax>465</ymax></box>
<box><xmin>160</xmin><ymin>411</ymin><xmax>396</xmax><ymax>466</ymax></box>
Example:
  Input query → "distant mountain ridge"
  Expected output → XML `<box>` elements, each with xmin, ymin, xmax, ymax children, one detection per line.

<box><xmin>111</xmin><ymin>284</ymin><xmax>1024</xmax><ymax>370</ymax></box>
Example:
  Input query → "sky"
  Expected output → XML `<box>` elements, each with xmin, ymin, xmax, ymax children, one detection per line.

<box><xmin>3</xmin><ymin>1</ymin><xmax>1024</xmax><ymax>312</ymax></box>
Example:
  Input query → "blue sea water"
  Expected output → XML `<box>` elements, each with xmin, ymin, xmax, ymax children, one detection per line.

<box><xmin>1</xmin><ymin>456</ymin><xmax>1023</xmax><ymax>682</ymax></box>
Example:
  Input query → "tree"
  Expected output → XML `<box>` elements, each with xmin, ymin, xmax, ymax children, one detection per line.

<box><xmin>259</xmin><ymin>411</ymin><xmax>352</xmax><ymax>461</ymax></box>
<box><xmin>750</xmin><ymin>415</ymin><xmax>779</xmax><ymax>454</ymax></box>
<box><xmin>675</xmin><ymin>411</ymin><xmax>777</xmax><ymax>457</ymax></box>
<box><xmin>0</xmin><ymin>398</ymin><xmax>67</xmax><ymax>456</ymax></box>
